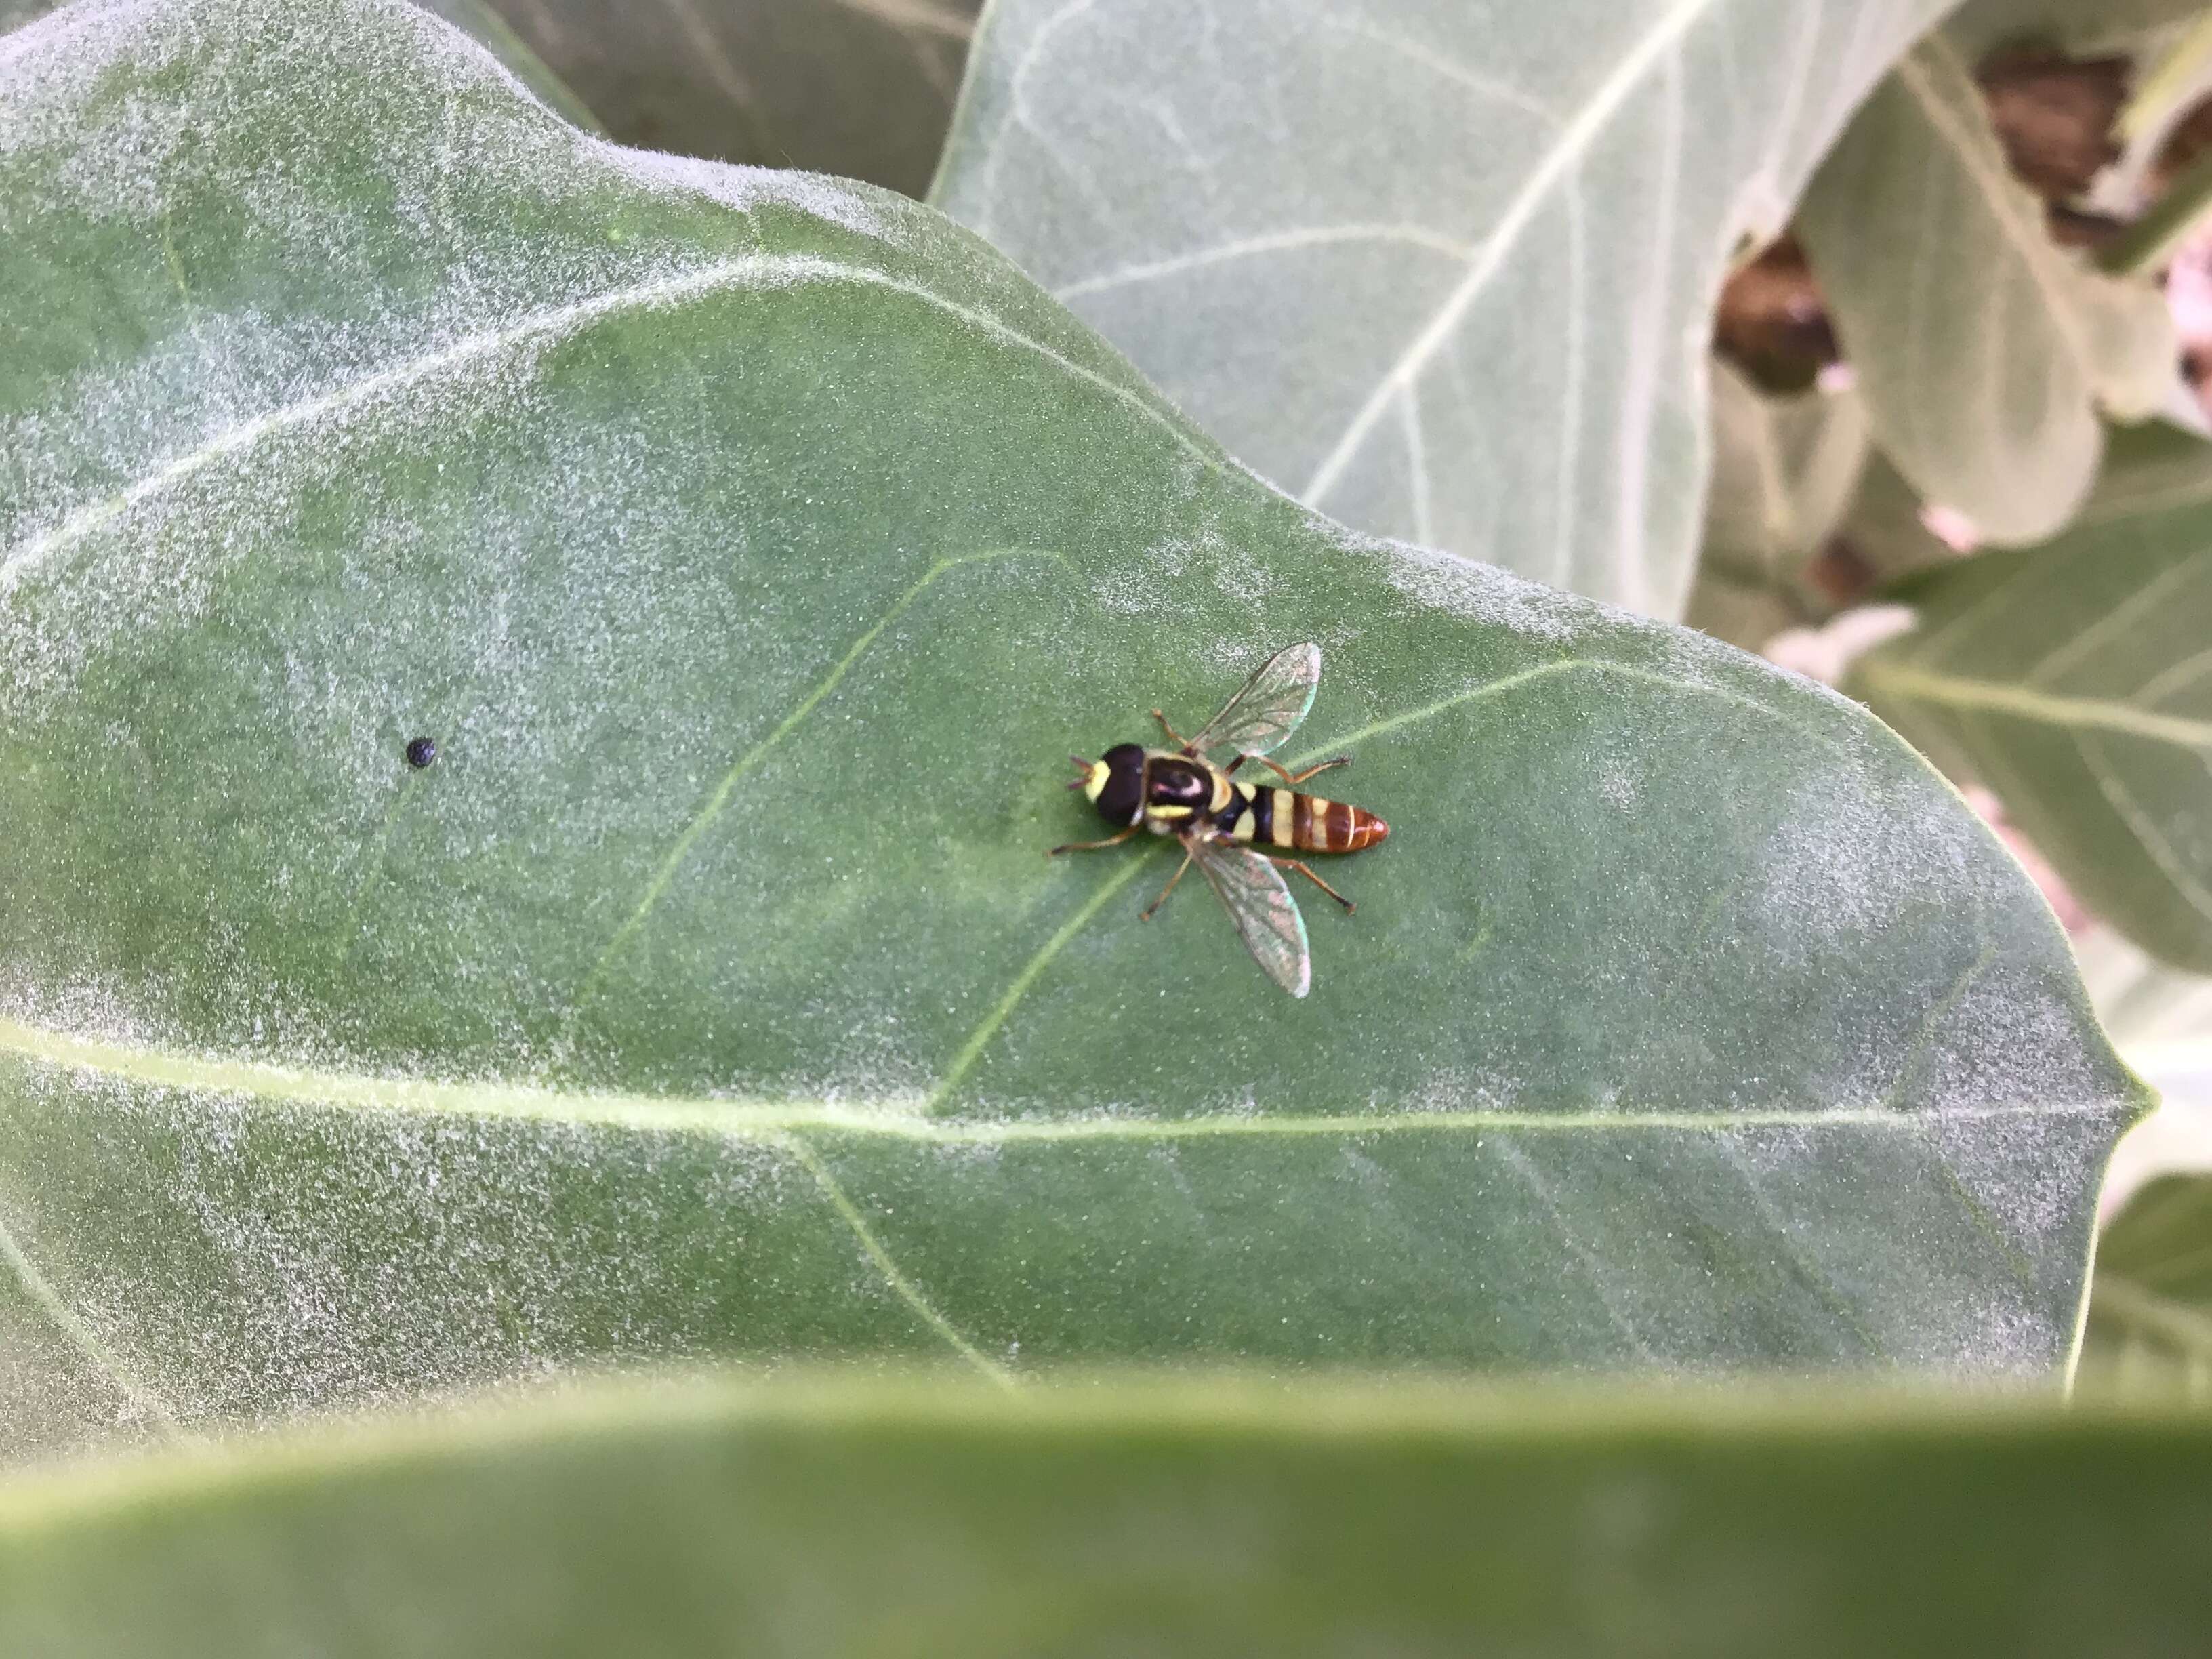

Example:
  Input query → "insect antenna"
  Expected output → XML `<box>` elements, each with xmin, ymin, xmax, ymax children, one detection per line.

<box><xmin>1067</xmin><ymin>755</ymin><xmax>1094</xmax><ymax>790</ymax></box>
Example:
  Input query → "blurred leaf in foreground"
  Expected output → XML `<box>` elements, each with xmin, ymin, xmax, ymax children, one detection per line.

<box><xmin>1</xmin><ymin>1374</ymin><xmax>2210</xmax><ymax>1658</ymax></box>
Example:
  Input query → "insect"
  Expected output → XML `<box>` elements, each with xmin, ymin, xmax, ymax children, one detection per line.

<box><xmin>1053</xmin><ymin>642</ymin><xmax>1387</xmax><ymax>998</ymax></box>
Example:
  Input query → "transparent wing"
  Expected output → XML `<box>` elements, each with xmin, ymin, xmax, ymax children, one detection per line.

<box><xmin>1186</xmin><ymin>642</ymin><xmax>1321</xmax><ymax>762</ymax></box>
<box><xmin>1190</xmin><ymin>838</ymin><xmax>1311</xmax><ymax>998</ymax></box>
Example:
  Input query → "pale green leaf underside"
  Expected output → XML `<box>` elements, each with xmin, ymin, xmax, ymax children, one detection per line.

<box><xmin>2078</xmin><ymin>1174</ymin><xmax>2212</xmax><ymax>1400</ymax></box>
<box><xmin>1685</xmin><ymin>359</ymin><xmax>1869</xmax><ymax>648</ymax></box>
<box><xmin>931</xmin><ymin>0</ymin><xmax>1959</xmax><ymax>617</ymax></box>
<box><xmin>0</xmin><ymin>0</ymin><xmax>2140</xmax><ymax>1463</ymax></box>
<box><xmin>1796</xmin><ymin>32</ymin><xmax>2176</xmax><ymax>546</ymax></box>
<box><xmin>1854</xmin><ymin>424</ymin><xmax>2212</xmax><ymax>971</ymax></box>
<box><xmin>3</xmin><ymin>1374</ymin><xmax>2212</xmax><ymax>1658</ymax></box>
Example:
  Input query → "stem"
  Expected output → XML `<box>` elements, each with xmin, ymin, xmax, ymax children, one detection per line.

<box><xmin>2100</xmin><ymin>143</ymin><xmax>2212</xmax><ymax>276</ymax></box>
<box><xmin>2120</xmin><ymin>12</ymin><xmax>2212</xmax><ymax>144</ymax></box>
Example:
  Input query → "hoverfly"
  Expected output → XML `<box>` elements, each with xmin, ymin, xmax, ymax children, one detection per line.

<box><xmin>1054</xmin><ymin>643</ymin><xmax>1387</xmax><ymax>998</ymax></box>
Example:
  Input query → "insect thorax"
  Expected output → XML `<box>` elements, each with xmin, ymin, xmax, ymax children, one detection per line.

<box><xmin>1143</xmin><ymin>752</ymin><xmax>1229</xmax><ymax>832</ymax></box>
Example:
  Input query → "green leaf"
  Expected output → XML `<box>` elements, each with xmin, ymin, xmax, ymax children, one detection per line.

<box><xmin>1685</xmin><ymin>360</ymin><xmax>1868</xmax><ymax>649</ymax></box>
<box><xmin>2078</xmin><ymin>1174</ymin><xmax>2212</xmax><ymax>1399</ymax></box>
<box><xmin>0</xmin><ymin>0</ymin><xmax>2143</xmax><ymax>1463</ymax></box>
<box><xmin>1795</xmin><ymin>31</ymin><xmax>2176</xmax><ymax>546</ymax></box>
<box><xmin>481</xmin><ymin>0</ymin><xmax>980</xmax><ymax>196</ymax></box>
<box><xmin>930</xmin><ymin>0</ymin><xmax>1961</xmax><ymax>617</ymax></box>
<box><xmin>1853</xmin><ymin>422</ymin><xmax>2212</xmax><ymax>971</ymax></box>
<box><xmin>5</xmin><ymin>1373</ymin><xmax>2212</xmax><ymax>1657</ymax></box>
<box><xmin>2104</xmin><ymin>139</ymin><xmax>2212</xmax><ymax>279</ymax></box>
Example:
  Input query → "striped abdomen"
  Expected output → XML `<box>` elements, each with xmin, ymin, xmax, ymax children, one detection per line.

<box><xmin>1214</xmin><ymin>781</ymin><xmax>1388</xmax><ymax>853</ymax></box>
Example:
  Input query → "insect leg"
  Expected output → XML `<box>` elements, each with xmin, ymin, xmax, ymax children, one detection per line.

<box><xmin>1141</xmin><ymin>846</ymin><xmax>1197</xmax><ymax>920</ymax></box>
<box><xmin>1263</xmin><ymin>855</ymin><xmax>1355</xmax><ymax>913</ymax></box>
<box><xmin>1050</xmin><ymin>825</ymin><xmax>1141</xmax><ymax>856</ymax></box>
<box><xmin>1243</xmin><ymin>753</ymin><xmax>1352</xmax><ymax>786</ymax></box>
<box><xmin>1151</xmin><ymin>709</ymin><xmax>1195</xmax><ymax>752</ymax></box>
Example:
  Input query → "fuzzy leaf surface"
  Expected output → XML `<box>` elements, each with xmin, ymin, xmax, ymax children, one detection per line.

<box><xmin>0</xmin><ymin>0</ymin><xmax>2141</xmax><ymax>1461</ymax></box>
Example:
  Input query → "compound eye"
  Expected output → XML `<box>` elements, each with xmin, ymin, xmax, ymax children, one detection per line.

<box><xmin>1092</xmin><ymin>746</ymin><xmax>1147</xmax><ymax>826</ymax></box>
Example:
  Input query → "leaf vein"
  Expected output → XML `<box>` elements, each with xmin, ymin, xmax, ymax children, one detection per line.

<box><xmin>2072</xmin><ymin>733</ymin><xmax>2212</xmax><ymax>926</ymax></box>
<box><xmin>0</xmin><ymin>1200</ymin><xmax>184</xmax><ymax>1441</ymax></box>
<box><xmin>1715</xmin><ymin>1136</ymin><xmax>1890</xmax><ymax>1359</ymax></box>
<box><xmin>572</xmin><ymin>548</ymin><xmax>1065</xmax><ymax>1018</ymax></box>
<box><xmin>779</xmin><ymin>1134</ymin><xmax>1016</xmax><ymax>1385</ymax></box>
<box><xmin>1878</xmin><ymin>940</ymin><xmax>1997</xmax><ymax>1115</ymax></box>
<box><xmin>1861</xmin><ymin>662</ymin><xmax>2212</xmax><ymax>750</ymax></box>
<box><xmin>1297</xmin><ymin>0</ymin><xmax>1713</xmax><ymax>508</ymax></box>
<box><xmin>1052</xmin><ymin>224</ymin><xmax>1478</xmax><ymax>302</ymax></box>
<box><xmin>1893</xmin><ymin>39</ymin><xmax>2102</xmax><ymax>387</ymax></box>
<box><xmin>0</xmin><ymin>1015</ymin><xmax>2115</xmax><ymax>1140</ymax></box>
<box><xmin>1494</xmin><ymin>1139</ymin><xmax>1656</xmax><ymax>1359</ymax></box>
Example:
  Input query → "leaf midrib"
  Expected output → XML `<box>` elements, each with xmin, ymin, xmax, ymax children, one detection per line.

<box><xmin>0</xmin><ymin>1015</ymin><xmax>2115</xmax><ymax>1141</ymax></box>
<box><xmin>1893</xmin><ymin>37</ymin><xmax>2103</xmax><ymax>390</ymax></box>
<box><xmin>1860</xmin><ymin>660</ymin><xmax>2212</xmax><ymax>750</ymax></box>
<box><xmin>1294</xmin><ymin>0</ymin><xmax>1713</xmax><ymax>508</ymax></box>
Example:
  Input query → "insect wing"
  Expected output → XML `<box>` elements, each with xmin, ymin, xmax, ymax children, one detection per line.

<box><xmin>1187</xmin><ymin>642</ymin><xmax>1321</xmax><ymax>762</ymax></box>
<box><xmin>1191</xmin><ymin>838</ymin><xmax>1311</xmax><ymax>998</ymax></box>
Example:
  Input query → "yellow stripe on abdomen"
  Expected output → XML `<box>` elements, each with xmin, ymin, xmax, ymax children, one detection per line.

<box><xmin>1303</xmin><ymin>796</ymin><xmax>1331</xmax><ymax>851</ymax></box>
<box><xmin>1230</xmin><ymin>782</ymin><xmax>1259</xmax><ymax>840</ymax></box>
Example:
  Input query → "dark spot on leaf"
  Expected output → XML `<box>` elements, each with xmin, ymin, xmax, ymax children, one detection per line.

<box><xmin>405</xmin><ymin>737</ymin><xmax>438</xmax><ymax>769</ymax></box>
